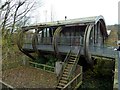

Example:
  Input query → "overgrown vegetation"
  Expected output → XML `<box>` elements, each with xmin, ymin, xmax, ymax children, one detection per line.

<box><xmin>32</xmin><ymin>55</ymin><xmax>57</xmax><ymax>67</ymax></box>
<box><xmin>2</xmin><ymin>33</ymin><xmax>25</xmax><ymax>71</ymax></box>
<box><xmin>105</xmin><ymin>25</ymin><xmax>118</xmax><ymax>46</ymax></box>
<box><xmin>80</xmin><ymin>58</ymin><xmax>115</xmax><ymax>89</ymax></box>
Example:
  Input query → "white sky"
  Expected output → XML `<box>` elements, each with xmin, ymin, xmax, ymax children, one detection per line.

<box><xmin>31</xmin><ymin>0</ymin><xmax>120</xmax><ymax>25</ymax></box>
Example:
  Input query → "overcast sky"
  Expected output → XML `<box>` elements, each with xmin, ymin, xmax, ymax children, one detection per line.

<box><xmin>31</xmin><ymin>0</ymin><xmax>119</xmax><ymax>25</ymax></box>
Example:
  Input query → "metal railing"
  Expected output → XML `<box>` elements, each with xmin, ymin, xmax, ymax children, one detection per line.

<box><xmin>29</xmin><ymin>61</ymin><xmax>55</xmax><ymax>73</ymax></box>
<box><xmin>89</xmin><ymin>45</ymin><xmax>117</xmax><ymax>58</ymax></box>
<box><xmin>37</xmin><ymin>36</ymin><xmax>53</xmax><ymax>45</ymax></box>
<box><xmin>68</xmin><ymin>49</ymin><xmax>81</xmax><ymax>82</ymax></box>
<box><xmin>63</xmin><ymin>73</ymin><xmax>82</xmax><ymax>90</ymax></box>
<box><xmin>23</xmin><ymin>35</ymin><xmax>117</xmax><ymax>58</ymax></box>
<box><xmin>58</xmin><ymin>50</ymin><xmax>71</xmax><ymax>83</ymax></box>
<box><xmin>24</xmin><ymin>35</ymin><xmax>83</xmax><ymax>46</ymax></box>
<box><xmin>24</xmin><ymin>34</ymin><xmax>34</xmax><ymax>44</ymax></box>
<box><xmin>0</xmin><ymin>80</ymin><xmax>14</xmax><ymax>90</ymax></box>
<box><xmin>57</xmin><ymin>36</ymin><xmax>83</xmax><ymax>46</ymax></box>
<box><xmin>37</xmin><ymin>36</ymin><xmax>83</xmax><ymax>46</ymax></box>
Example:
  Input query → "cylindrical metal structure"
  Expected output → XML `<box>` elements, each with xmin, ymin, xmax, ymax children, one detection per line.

<box><xmin>17</xmin><ymin>15</ymin><xmax>108</xmax><ymax>65</ymax></box>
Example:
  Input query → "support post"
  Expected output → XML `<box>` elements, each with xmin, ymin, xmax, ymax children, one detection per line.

<box><xmin>118</xmin><ymin>51</ymin><xmax>120</xmax><ymax>90</ymax></box>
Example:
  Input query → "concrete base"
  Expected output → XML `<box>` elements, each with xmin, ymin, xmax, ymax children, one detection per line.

<box><xmin>55</xmin><ymin>61</ymin><xmax>63</xmax><ymax>77</ymax></box>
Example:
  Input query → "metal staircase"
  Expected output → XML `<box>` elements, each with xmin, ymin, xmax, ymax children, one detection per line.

<box><xmin>56</xmin><ymin>48</ymin><xmax>81</xmax><ymax>89</ymax></box>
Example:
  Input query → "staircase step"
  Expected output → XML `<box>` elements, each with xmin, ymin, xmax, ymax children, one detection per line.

<box><xmin>56</xmin><ymin>52</ymin><xmax>79</xmax><ymax>89</ymax></box>
<box><xmin>70</xmin><ymin>57</ymin><xmax>76</xmax><ymax>59</ymax></box>
<box><xmin>63</xmin><ymin>71</ymin><xmax>69</xmax><ymax>74</ymax></box>
<box><xmin>68</xmin><ymin>62</ymin><xmax>74</xmax><ymax>64</ymax></box>
<box><xmin>67</xmin><ymin>63</ymin><xmax>72</xmax><ymax>66</ymax></box>
<box><xmin>66</xmin><ymin>64</ymin><xmax>72</xmax><ymax>68</ymax></box>
<box><xmin>65</xmin><ymin>66</ymin><xmax>70</xmax><ymax>69</ymax></box>
<box><xmin>64</xmin><ymin>68</ymin><xmax>69</xmax><ymax>72</ymax></box>
<box><xmin>71</xmin><ymin>54</ymin><xmax>77</xmax><ymax>57</ymax></box>
<box><xmin>62</xmin><ymin>73</ymin><xmax>68</xmax><ymax>77</ymax></box>
<box><xmin>62</xmin><ymin>74</ymin><xmax>68</xmax><ymax>77</ymax></box>
<box><xmin>60</xmin><ymin>80</ymin><xmax>67</xmax><ymax>84</ymax></box>
<box><xmin>61</xmin><ymin>77</ymin><xmax>68</xmax><ymax>80</ymax></box>
<box><xmin>58</xmin><ymin>83</ymin><xmax>66</xmax><ymax>86</ymax></box>
<box><xmin>69</xmin><ymin>59</ymin><xmax>75</xmax><ymax>62</ymax></box>
<box><xmin>56</xmin><ymin>85</ymin><xmax>63</xmax><ymax>89</ymax></box>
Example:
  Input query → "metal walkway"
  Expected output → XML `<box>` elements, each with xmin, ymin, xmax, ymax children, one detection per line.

<box><xmin>17</xmin><ymin>15</ymin><xmax>116</xmax><ymax>62</ymax></box>
<box><xmin>23</xmin><ymin>44</ymin><xmax>117</xmax><ymax>58</ymax></box>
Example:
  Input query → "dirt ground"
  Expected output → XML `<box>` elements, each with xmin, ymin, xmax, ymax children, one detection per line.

<box><xmin>2</xmin><ymin>66</ymin><xmax>57</xmax><ymax>88</ymax></box>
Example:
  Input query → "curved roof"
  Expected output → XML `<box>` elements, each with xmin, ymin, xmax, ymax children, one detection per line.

<box><xmin>47</xmin><ymin>15</ymin><xmax>105</xmax><ymax>25</ymax></box>
<box><xmin>22</xmin><ymin>15</ymin><xmax>108</xmax><ymax>38</ymax></box>
<box><xmin>22</xmin><ymin>15</ymin><xmax>106</xmax><ymax>29</ymax></box>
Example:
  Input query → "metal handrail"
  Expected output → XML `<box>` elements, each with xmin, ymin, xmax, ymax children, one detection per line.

<box><xmin>29</xmin><ymin>61</ymin><xmax>55</xmax><ymax>73</ymax></box>
<box><xmin>24</xmin><ymin>33</ymin><xmax>34</xmax><ymax>44</ymax></box>
<box><xmin>58</xmin><ymin>49</ymin><xmax>71</xmax><ymax>82</ymax></box>
<box><xmin>0</xmin><ymin>80</ymin><xmax>15</xmax><ymax>89</ymax></box>
<box><xmin>24</xmin><ymin>36</ymin><xmax>83</xmax><ymax>45</ymax></box>
<box><xmin>89</xmin><ymin>45</ymin><xmax>117</xmax><ymax>58</ymax></box>
<box><xmin>37</xmin><ymin>37</ymin><xmax>53</xmax><ymax>45</ymax></box>
<box><xmin>57</xmin><ymin>36</ymin><xmax>83</xmax><ymax>46</ymax></box>
<box><xmin>68</xmin><ymin>47</ymin><xmax>81</xmax><ymax>82</ymax></box>
<box><xmin>63</xmin><ymin>73</ymin><xmax>82</xmax><ymax>90</ymax></box>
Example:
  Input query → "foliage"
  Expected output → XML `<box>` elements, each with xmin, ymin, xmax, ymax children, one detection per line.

<box><xmin>34</xmin><ymin>56</ymin><xmax>47</xmax><ymax>64</ymax></box>
<box><xmin>46</xmin><ymin>55</ymin><xmax>57</xmax><ymax>67</ymax></box>
<box><xmin>32</xmin><ymin>55</ymin><xmax>57</xmax><ymax>67</ymax></box>
<box><xmin>2</xmin><ymin>31</ymin><xmax>25</xmax><ymax>65</ymax></box>
<box><xmin>80</xmin><ymin>58</ymin><xmax>114</xmax><ymax>89</ymax></box>
<box><xmin>85</xmin><ymin>58</ymin><xmax>114</xmax><ymax>78</ymax></box>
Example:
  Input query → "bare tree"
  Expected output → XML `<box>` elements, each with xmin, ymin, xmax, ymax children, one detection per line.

<box><xmin>0</xmin><ymin>0</ymin><xmax>41</xmax><ymax>37</ymax></box>
<box><xmin>11</xmin><ymin>1</ymin><xmax>26</xmax><ymax>34</ymax></box>
<box><xmin>1</xmin><ymin>1</ymin><xmax>10</xmax><ymax>35</ymax></box>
